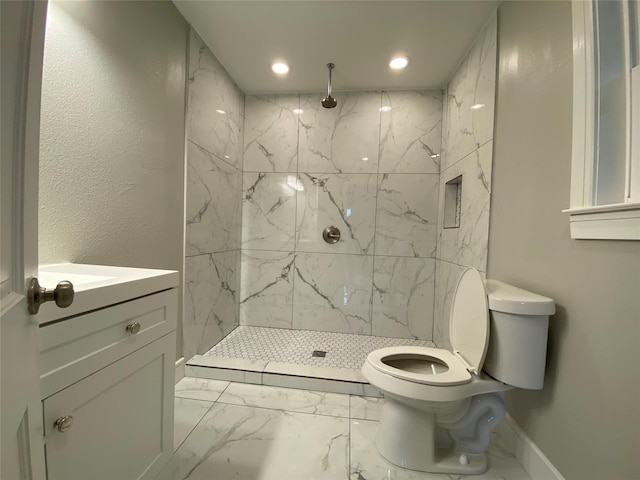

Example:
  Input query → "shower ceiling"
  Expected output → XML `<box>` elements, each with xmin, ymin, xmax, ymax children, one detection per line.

<box><xmin>172</xmin><ymin>0</ymin><xmax>500</xmax><ymax>94</ymax></box>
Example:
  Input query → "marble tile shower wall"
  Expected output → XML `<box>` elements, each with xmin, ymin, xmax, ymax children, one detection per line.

<box><xmin>240</xmin><ymin>90</ymin><xmax>443</xmax><ymax>340</ymax></box>
<box><xmin>184</xmin><ymin>29</ymin><xmax>244</xmax><ymax>361</ymax></box>
<box><xmin>433</xmin><ymin>12</ymin><xmax>498</xmax><ymax>348</ymax></box>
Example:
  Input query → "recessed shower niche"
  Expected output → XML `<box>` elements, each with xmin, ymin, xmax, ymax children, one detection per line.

<box><xmin>444</xmin><ymin>175</ymin><xmax>463</xmax><ymax>229</ymax></box>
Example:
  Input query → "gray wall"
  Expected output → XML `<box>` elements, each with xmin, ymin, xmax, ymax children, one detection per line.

<box><xmin>489</xmin><ymin>2</ymin><xmax>640</xmax><ymax>479</ymax></box>
<box><xmin>39</xmin><ymin>1</ymin><xmax>188</xmax><ymax>356</ymax></box>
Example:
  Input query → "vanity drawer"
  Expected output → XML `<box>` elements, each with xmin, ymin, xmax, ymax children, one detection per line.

<box><xmin>40</xmin><ymin>288</ymin><xmax>177</xmax><ymax>398</ymax></box>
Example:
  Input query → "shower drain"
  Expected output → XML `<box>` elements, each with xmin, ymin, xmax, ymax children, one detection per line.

<box><xmin>311</xmin><ymin>350</ymin><xmax>327</xmax><ymax>358</ymax></box>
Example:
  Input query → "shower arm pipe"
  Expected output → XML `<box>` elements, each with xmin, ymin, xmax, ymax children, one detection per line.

<box><xmin>326</xmin><ymin>62</ymin><xmax>334</xmax><ymax>96</ymax></box>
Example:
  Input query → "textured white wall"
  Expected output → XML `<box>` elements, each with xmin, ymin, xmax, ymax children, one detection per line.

<box><xmin>39</xmin><ymin>1</ymin><xmax>187</xmax><ymax>355</ymax></box>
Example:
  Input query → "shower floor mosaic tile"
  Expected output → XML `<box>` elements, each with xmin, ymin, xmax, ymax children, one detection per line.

<box><xmin>203</xmin><ymin>326</ymin><xmax>435</xmax><ymax>369</ymax></box>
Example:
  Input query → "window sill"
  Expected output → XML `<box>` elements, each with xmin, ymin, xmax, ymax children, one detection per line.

<box><xmin>562</xmin><ymin>203</ymin><xmax>640</xmax><ymax>240</ymax></box>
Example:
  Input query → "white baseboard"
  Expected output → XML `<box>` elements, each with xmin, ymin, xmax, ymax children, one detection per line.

<box><xmin>498</xmin><ymin>414</ymin><xmax>565</xmax><ymax>480</ymax></box>
<box><xmin>175</xmin><ymin>357</ymin><xmax>185</xmax><ymax>384</ymax></box>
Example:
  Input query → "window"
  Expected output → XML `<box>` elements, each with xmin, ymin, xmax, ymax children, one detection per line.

<box><xmin>567</xmin><ymin>0</ymin><xmax>640</xmax><ymax>239</ymax></box>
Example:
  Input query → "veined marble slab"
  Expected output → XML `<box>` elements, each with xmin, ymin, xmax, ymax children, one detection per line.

<box><xmin>375</xmin><ymin>173</ymin><xmax>439</xmax><ymax>258</ymax></box>
<box><xmin>296</xmin><ymin>173</ymin><xmax>377</xmax><ymax>255</ymax></box>
<box><xmin>262</xmin><ymin>373</ymin><xmax>379</xmax><ymax>397</ymax></box>
<box><xmin>350</xmin><ymin>396</ymin><xmax>384</xmax><ymax>422</ymax></box>
<box><xmin>242</xmin><ymin>172</ymin><xmax>297</xmax><ymax>251</ymax></box>
<box><xmin>174</xmin><ymin>377</ymin><xmax>229</xmax><ymax>402</ymax></box>
<box><xmin>438</xmin><ymin>141</ymin><xmax>493</xmax><ymax>271</ymax></box>
<box><xmin>187</xmin><ymin>29</ymin><xmax>243</xmax><ymax>169</ymax></box>
<box><xmin>173</xmin><ymin>397</ymin><xmax>212</xmax><ymax>452</ymax></box>
<box><xmin>372</xmin><ymin>256</ymin><xmax>436</xmax><ymax>340</ymax></box>
<box><xmin>298</xmin><ymin>91</ymin><xmax>381</xmax><ymax>174</ymax></box>
<box><xmin>186</xmin><ymin>141</ymin><xmax>240</xmax><ymax>256</ymax></box>
<box><xmin>239</xmin><ymin>250</ymin><xmax>295</xmax><ymax>328</ymax></box>
<box><xmin>292</xmin><ymin>252</ymin><xmax>374</xmax><ymax>335</ymax></box>
<box><xmin>243</xmin><ymin>94</ymin><xmax>299</xmax><ymax>172</ymax></box>
<box><xmin>183</xmin><ymin>252</ymin><xmax>238</xmax><ymax>361</ymax></box>
<box><xmin>157</xmin><ymin>403</ymin><xmax>349</xmax><ymax>480</ymax></box>
<box><xmin>442</xmin><ymin>13</ymin><xmax>497</xmax><ymax>171</ymax></box>
<box><xmin>217</xmin><ymin>382</ymin><xmax>351</xmax><ymax>418</ymax></box>
<box><xmin>264</xmin><ymin>361</ymin><xmax>365</xmax><ymax>383</ymax></box>
<box><xmin>379</xmin><ymin>90</ymin><xmax>443</xmax><ymax>174</ymax></box>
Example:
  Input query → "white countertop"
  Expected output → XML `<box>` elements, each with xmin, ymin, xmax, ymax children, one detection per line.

<box><xmin>36</xmin><ymin>263</ymin><xmax>179</xmax><ymax>325</ymax></box>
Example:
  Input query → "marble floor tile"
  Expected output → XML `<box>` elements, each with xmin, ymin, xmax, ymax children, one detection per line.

<box><xmin>217</xmin><ymin>382</ymin><xmax>350</xmax><ymax>418</ymax></box>
<box><xmin>350</xmin><ymin>396</ymin><xmax>384</xmax><ymax>421</ymax></box>
<box><xmin>174</xmin><ymin>377</ymin><xmax>229</xmax><ymax>402</ymax></box>
<box><xmin>158</xmin><ymin>403</ymin><xmax>349</xmax><ymax>480</ymax></box>
<box><xmin>173</xmin><ymin>397</ymin><xmax>212</xmax><ymax>451</ymax></box>
<box><xmin>349</xmin><ymin>419</ymin><xmax>531</xmax><ymax>480</ymax></box>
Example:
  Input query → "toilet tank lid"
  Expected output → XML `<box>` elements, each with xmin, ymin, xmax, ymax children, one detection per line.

<box><xmin>485</xmin><ymin>280</ymin><xmax>555</xmax><ymax>315</ymax></box>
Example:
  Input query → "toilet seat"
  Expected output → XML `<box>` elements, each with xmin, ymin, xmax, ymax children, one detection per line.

<box><xmin>365</xmin><ymin>268</ymin><xmax>490</xmax><ymax>387</ymax></box>
<box><xmin>366</xmin><ymin>346</ymin><xmax>472</xmax><ymax>386</ymax></box>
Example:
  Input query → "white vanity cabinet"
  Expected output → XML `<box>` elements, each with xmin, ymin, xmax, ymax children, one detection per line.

<box><xmin>37</xmin><ymin>264</ymin><xmax>179</xmax><ymax>480</ymax></box>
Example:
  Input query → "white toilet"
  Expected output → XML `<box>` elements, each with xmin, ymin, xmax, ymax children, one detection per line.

<box><xmin>362</xmin><ymin>268</ymin><xmax>555</xmax><ymax>475</ymax></box>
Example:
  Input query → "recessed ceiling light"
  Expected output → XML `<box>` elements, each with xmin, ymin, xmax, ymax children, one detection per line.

<box><xmin>216</xmin><ymin>109</ymin><xmax>226</xmax><ymax>114</ymax></box>
<box><xmin>362</xmin><ymin>157</ymin><xmax>369</xmax><ymax>161</ymax></box>
<box><xmin>389</xmin><ymin>56</ymin><xmax>409</xmax><ymax>70</ymax></box>
<box><xmin>271</xmin><ymin>61</ymin><xmax>290</xmax><ymax>75</ymax></box>
<box><xmin>380</xmin><ymin>106</ymin><xmax>392</xmax><ymax>112</ymax></box>
<box><xmin>471</xmin><ymin>103</ymin><xmax>485</xmax><ymax>110</ymax></box>
<box><xmin>293</xmin><ymin>108</ymin><xmax>303</xmax><ymax>114</ymax></box>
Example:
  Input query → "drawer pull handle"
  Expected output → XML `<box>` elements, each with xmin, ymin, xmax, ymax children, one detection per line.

<box><xmin>54</xmin><ymin>415</ymin><xmax>74</xmax><ymax>433</ymax></box>
<box><xmin>126</xmin><ymin>322</ymin><xmax>141</xmax><ymax>334</ymax></box>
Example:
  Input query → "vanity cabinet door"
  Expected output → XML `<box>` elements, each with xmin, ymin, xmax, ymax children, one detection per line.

<box><xmin>43</xmin><ymin>333</ymin><xmax>175</xmax><ymax>480</ymax></box>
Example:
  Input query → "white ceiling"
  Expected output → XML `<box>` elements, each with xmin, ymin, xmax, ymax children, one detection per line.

<box><xmin>172</xmin><ymin>1</ymin><xmax>501</xmax><ymax>94</ymax></box>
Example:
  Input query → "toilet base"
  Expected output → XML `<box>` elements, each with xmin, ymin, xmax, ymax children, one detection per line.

<box><xmin>376</xmin><ymin>444</ymin><xmax>488</xmax><ymax>475</ymax></box>
<box><xmin>375</xmin><ymin>395</ymin><xmax>490</xmax><ymax>475</ymax></box>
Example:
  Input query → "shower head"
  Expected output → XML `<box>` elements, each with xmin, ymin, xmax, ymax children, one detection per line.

<box><xmin>322</xmin><ymin>63</ymin><xmax>337</xmax><ymax>109</ymax></box>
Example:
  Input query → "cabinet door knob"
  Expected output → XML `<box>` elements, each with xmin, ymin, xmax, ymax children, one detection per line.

<box><xmin>126</xmin><ymin>322</ymin><xmax>141</xmax><ymax>334</ymax></box>
<box><xmin>54</xmin><ymin>415</ymin><xmax>74</xmax><ymax>433</ymax></box>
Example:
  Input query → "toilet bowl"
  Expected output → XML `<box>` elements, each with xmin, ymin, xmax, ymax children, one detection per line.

<box><xmin>362</xmin><ymin>268</ymin><xmax>555</xmax><ymax>475</ymax></box>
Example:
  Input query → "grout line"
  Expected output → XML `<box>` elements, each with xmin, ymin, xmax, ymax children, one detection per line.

<box><xmin>214</xmin><ymin>398</ymin><xmax>350</xmax><ymax>420</ymax></box>
<box><xmin>241</xmin><ymin>170</ymin><xmax>439</xmax><ymax>175</ymax></box>
<box><xmin>240</xmin><ymin>247</ymin><xmax>438</xmax><ymax>260</ymax></box>
<box><xmin>290</xmin><ymin>92</ymin><xmax>301</xmax><ymax>331</ymax></box>
<box><xmin>173</xmin><ymin>396</ymin><xmax>217</xmax><ymax>453</ymax></box>
<box><xmin>187</xmin><ymin>139</ymin><xmax>240</xmax><ymax>172</ymax></box>
<box><xmin>368</xmin><ymin>91</ymin><xmax>384</xmax><ymax>335</ymax></box>
<box><xmin>440</xmin><ymin>138</ymin><xmax>493</xmax><ymax>176</ymax></box>
<box><xmin>185</xmin><ymin>249</ymin><xmax>238</xmax><ymax>258</ymax></box>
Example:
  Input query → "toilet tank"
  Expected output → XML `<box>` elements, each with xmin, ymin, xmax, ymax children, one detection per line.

<box><xmin>482</xmin><ymin>280</ymin><xmax>555</xmax><ymax>390</ymax></box>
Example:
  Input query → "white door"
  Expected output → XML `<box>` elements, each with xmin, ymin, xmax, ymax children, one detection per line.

<box><xmin>1</xmin><ymin>1</ymin><xmax>48</xmax><ymax>479</ymax></box>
